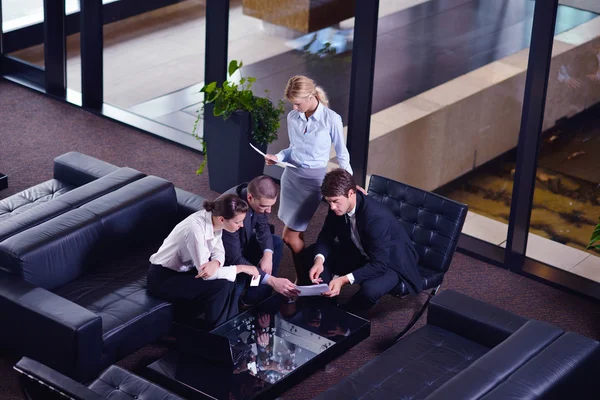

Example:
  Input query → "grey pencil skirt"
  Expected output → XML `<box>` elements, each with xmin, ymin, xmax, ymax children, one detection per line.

<box><xmin>278</xmin><ymin>166</ymin><xmax>327</xmax><ymax>232</ymax></box>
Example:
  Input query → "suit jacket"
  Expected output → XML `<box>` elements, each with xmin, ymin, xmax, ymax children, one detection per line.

<box><xmin>315</xmin><ymin>191</ymin><xmax>423</xmax><ymax>295</ymax></box>
<box><xmin>219</xmin><ymin>183</ymin><xmax>274</xmax><ymax>267</ymax></box>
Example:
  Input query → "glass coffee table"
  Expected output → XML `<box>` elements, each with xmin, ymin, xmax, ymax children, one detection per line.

<box><xmin>147</xmin><ymin>295</ymin><xmax>370</xmax><ymax>400</ymax></box>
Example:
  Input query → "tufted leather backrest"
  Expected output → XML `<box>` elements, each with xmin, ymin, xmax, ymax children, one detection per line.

<box><xmin>0</xmin><ymin>177</ymin><xmax>177</xmax><ymax>291</ymax></box>
<box><xmin>368</xmin><ymin>175</ymin><xmax>467</xmax><ymax>274</ymax></box>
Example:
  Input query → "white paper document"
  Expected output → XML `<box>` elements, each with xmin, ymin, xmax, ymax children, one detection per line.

<box><xmin>250</xmin><ymin>275</ymin><xmax>261</xmax><ymax>287</ymax></box>
<box><xmin>295</xmin><ymin>283</ymin><xmax>329</xmax><ymax>297</ymax></box>
<box><xmin>249</xmin><ymin>143</ymin><xmax>297</xmax><ymax>168</ymax></box>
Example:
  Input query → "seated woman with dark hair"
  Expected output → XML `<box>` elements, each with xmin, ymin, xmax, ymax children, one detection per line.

<box><xmin>147</xmin><ymin>194</ymin><xmax>259</xmax><ymax>327</ymax></box>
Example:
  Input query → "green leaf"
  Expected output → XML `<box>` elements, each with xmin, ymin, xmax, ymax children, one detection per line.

<box><xmin>203</xmin><ymin>81</ymin><xmax>217</xmax><ymax>94</ymax></box>
<box><xmin>228</xmin><ymin>60</ymin><xmax>240</xmax><ymax>77</ymax></box>
<box><xmin>247</xmin><ymin>77</ymin><xmax>256</xmax><ymax>83</ymax></box>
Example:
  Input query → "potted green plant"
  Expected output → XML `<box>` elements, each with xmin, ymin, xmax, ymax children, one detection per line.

<box><xmin>193</xmin><ymin>60</ymin><xmax>284</xmax><ymax>193</ymax></box>
<box><xmin>587</xmin><ymin>217</ymin><xmax>600</xmax><ymax>251</ymax></box>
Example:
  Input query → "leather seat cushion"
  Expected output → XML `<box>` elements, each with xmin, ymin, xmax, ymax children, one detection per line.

<box><xmin>0</xmin><ymin>179</ymin><xmax>73</xmax><ymax>222</ymax></box>
<box><xmin>390</xmin><ymin>267</ymin><xmax>445</xmax><ymax>296</ymax></box>
<box><xmin>315</xmin><ymin>325</ymin><xmax>489</xmax><ymax>400</ymax></box>
<box><xmin>89</xmin><ymin>365</ymin><xmax>183</xmax><ymax>400</ymax></box>
<box><xmin>54</xmin><ymin>259</ymin><xmax>173</xmax><ymax>364</ymax></box>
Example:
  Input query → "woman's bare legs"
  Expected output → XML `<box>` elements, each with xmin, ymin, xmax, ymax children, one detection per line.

<box><xmin>282</xmin><ymin>226</ymin><xmax>305</xmax><ymax>282</ymax></box>
<box><xmin>282</xmin><ymin>226</ymin><xmax>304</xmax><ymax>254</ymax></box>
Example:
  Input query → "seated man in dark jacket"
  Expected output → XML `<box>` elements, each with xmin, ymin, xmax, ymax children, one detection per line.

<box><xmin>221</xmin><ymin>176</ymin><xmax>298</xmax><ymax>304</ymax></box>
<box><xmin>305</xmin><ymin>169</ymin><xmax>423</xmax><ymax>311</ymax></box>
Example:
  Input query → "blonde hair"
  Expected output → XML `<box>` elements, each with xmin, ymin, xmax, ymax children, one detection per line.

<box><xmin>284</xmin><ymin>75</ymin><xmax>330</xmax><ymax>108</ymax></box>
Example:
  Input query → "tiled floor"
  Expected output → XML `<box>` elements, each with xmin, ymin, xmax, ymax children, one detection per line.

<box><xmin>463</xmin><ymin>210</ymin><xmax>600</xmax><ymax>282</ymax></box>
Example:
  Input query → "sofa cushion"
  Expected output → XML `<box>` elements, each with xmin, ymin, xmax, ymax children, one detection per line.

<box><xmin>313</xmin><ymin>325</ymin><xmax>489</xmax><ymax>400</ymax></box>
<box><xmin>54</xmin><ymin>151</ymin><xmax>119</xmax><ymax>187</ymax></box>
<box><xmin>0</xmin><ymin>168</ymin><xmax>145</xmax><ymax>242</ymax></box>
<box><xmin>0</xmin><ymin>179</ymin><xmax>74</xmax><ymax>222</ymax></box>
<box><xmin>54</xmin><ymin>262</ymin><xmax>173</xmax><ymax>365</ymax></box>
<box><xmin>426</xmin><ymin>320</ymin><xmax>563</xmax><ymax>399</ymax></box>
<box><xmin>0</xmin><ymin>176</ymin><xmax>177</xmax><ymax>290</ymax></box>
<box><xmin>481</xmin><ymin>332</ymin><xmax>600</xmax><ymax>400</ymax></box>
<box><xmin>89</xmin><ymin>365</ymin><xmax>183</xmax><ymax>400</ymax></box>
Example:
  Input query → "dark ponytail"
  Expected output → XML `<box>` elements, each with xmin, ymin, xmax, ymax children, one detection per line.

<box><xmin>203</xmin><ymin>194</ymin><xmax>248</xmax><ymax>219</ymax></box>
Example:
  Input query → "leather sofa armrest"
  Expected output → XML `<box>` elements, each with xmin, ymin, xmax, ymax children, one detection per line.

<box><xmin>428</xmin><ymin>290</ymin><xmax>529</xmax><ymax>348</ymax></box>
<box><xmin>0</xmin><ymin>273</ymin><xmax>103</xmax><ymax>381</ymax></box>
<box><xmin>175</xmin><ymin>188</ymin><xmax>205</xmax><ymax>219</ymax></box>
<box><xmin>54</xmin><ymin>152</ymin><xmax>119</xmax><ymax>187</ymax></box>
<box><xmin>14</xmin><ymin>357</ymin><xmax>105</xmax><ymax>400</ymax></box>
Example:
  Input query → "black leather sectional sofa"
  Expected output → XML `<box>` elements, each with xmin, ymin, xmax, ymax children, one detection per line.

<box><xmin>0</xmin><ymin>152</ymin><xmax>204</xmax><ymax>382</ymax></box>
<box><xmin>314</xmin><ymin>289</ymin><xmax>600</xmax><ymax>399</ymax></box>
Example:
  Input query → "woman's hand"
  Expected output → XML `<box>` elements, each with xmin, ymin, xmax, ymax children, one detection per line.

<box><xmin>237</xmin><ymin>265</ymin><xmax>260</xmax><ymax>278</ymax></box>
<box><xmin>265</xmin><ymin>154</ymin><xmax>278</xmax><ymax>166</ymax></box>
<box><xmin>196</xmin><ymin>260</ymin><xmax>220</xmax><ymax>279</ymax></box>
<box><xmin>356</xmin><ymin>185</ymin><xmax>368</xmax><ymax>195</ymax></box>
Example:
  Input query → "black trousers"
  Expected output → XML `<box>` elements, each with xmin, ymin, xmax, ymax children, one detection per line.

<box><xmin>235</xmin><ymin>234</ymin><xmax>283</xmax><ymax>306</ymax></box>
<box><xmin>147</xmin><ymin>264</ymin><xmax>238</xmax><ymax>328</ymax></box>
<box><xmin>301</xmin><ymin>243</ymin><xmax>401</xmax><ymax>311</ymax></box>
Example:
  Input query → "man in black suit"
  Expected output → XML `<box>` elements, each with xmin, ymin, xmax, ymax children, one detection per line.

<box><xmin>306</xmin><ymin>169</ymin><xmax>422</xmax><ymax>311</ymax></box>
<box><xmin>221</xmin><ymin>176</ymin><xmax>299</xmax><ymax>304</ymax></box>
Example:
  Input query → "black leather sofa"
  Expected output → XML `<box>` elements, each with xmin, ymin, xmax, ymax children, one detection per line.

<box><xmin>0</xmin><ymin>152</ymin><xmax>206</xmax><ymax>382</ymax></box>
<box><xmin>314</xmin><ymin>289</ymin><xmax>600</xmax><ymax>399</ymax></box>
<box><xmin>15</xmin><ymin>356</ymin><xmax>184</xmax><ymax>400</ymax></box>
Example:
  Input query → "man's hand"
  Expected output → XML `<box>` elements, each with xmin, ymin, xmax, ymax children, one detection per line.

<box><xmin>236</xmin><ymin>265</ymin><xmax>260</xmax><ymax>278</ymax></box>
<box><xmin>196</xmin><ymin>260</ymin><xmax>220</xmax><ymax>279</ymax></box>
<box><xmin>257</xmin><ymin>313</ymin><xmax>271</xmax><ymax>329</ymax></box>
<box><xmin>258</xmin><ymin>252</ymin><xmax>273</xmax><ymax>275</ymax></box>
<box><xmin>267</xmin><ymin>276</ymin><xmax>300</xmax><ymax>298</ymax></box>
<box><xmin>324</xmin><ymin>325</ymin><xmax>347</xmax><ymax>337</ymax></box>
<box><xmin>323</xmin><ymin>276</ymin><xmax>349</xmax><ymax>297</ymax></box>
<box><xmin>309</xmin><ymin>262</ymin><xmax>324</xmax><ymax>283</ymax></box>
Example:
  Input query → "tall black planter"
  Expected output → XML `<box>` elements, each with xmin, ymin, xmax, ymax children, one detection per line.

<box><xmin>204</xmin><ymin>106</ymin><xmax>267</xmax><ymax>193</ymax></box>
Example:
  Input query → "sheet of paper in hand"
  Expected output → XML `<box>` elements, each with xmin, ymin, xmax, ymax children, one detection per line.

<box><xmin>296</xmin><ymin>283</ymin><xmax>329</xmax><ymax>296</ymax></box>
<box><xmin>249</xmin><ymin>143</ymin><xmax>297</xmax><ymax>168</ymax></box>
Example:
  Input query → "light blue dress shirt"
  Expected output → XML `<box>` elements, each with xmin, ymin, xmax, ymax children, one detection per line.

<box><xmin>275</xmin><ymin>102</ymin><xmax>353</xmax><ymax>174</ymax></box>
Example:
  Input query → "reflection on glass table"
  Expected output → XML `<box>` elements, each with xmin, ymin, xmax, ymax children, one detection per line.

<box><xmin>147</xmin><ymin>294</ymin><xmax>370</xmax><ymax>400</ymax></box>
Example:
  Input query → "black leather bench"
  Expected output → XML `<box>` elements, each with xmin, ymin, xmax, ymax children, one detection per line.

<box><xmin>15</xmin><ymin>357</ymin><xmax>184</xmax><ymax>400</ymax></box>
<box><xmin>314</xmin><ymin>290</ymin><xmax>600</xmax><ymax>399</ymax></box>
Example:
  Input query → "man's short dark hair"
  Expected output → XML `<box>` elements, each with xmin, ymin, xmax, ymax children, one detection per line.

<box><xmin>248</xmin><ymin>175</ymin><xmax>278</xmax><ymax>200</ymax></box>
<box><xmin>321</xmin><ymin>168</ymin><xmax>356</xmax><ymax>198</ymax></box>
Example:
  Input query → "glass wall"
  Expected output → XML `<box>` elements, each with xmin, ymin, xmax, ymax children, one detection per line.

<box><xmin>102</xmin><ymin>0</ymin><xmax>206</xmax><ymax>146</ymax></box>
<box><xmin>2</xmin><ymin>0</ymin><xmax>45</xmax><ymax>68</ymax></box>
<box><xmin>364</xmin><ymin>0</ymin><xmax>598</xmax><ymax>255</ymax></box>
<box><xmin>367</xmin><ymin>0</ymin><xmax>541</xmax><ymax>249</ymax></box>
<box><xmin>529</xmin><ymin>8</ymin><xmax>600</xmax><ymax>280</ymax></box>
<box><xmin>227</xmin><ymin>0</ymin><xmax>355</xmax><ymax>167</ymax></box>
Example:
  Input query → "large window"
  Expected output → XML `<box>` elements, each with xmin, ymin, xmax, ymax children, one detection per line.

<box><xmin>227</xmin><ymin>0</ymin><xmax>355</xmax><ymax>169</ymax></box>
<box><xmin>529</xmin><ymin>11</ymin><xmax>600</xmax><ymax>280</ymax></box>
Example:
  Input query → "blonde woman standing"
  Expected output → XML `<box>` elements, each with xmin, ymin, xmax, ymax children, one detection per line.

<box><xmin>265</xmin><ymin>75</ymin><xmax>354</xmax><ymax>266</ymax></box>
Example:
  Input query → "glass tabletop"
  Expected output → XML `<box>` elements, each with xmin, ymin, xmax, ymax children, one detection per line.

<box><xmin>147</xmin><ymin>295</ymin><xmax>370</xmax><ymax>400</ymax></box>
<box><xmin>211</xmin><ymin>295</ymin><xmax>367</xmax><ymax>386</ymax></box>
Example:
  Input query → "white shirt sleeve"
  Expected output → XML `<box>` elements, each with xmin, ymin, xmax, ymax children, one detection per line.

<box><xmin>205</xmin><ymin>265</ymin><xmax>238</xmax><ymax>282</ymax></box>
<box><xmin>198</xmin><ymin>230</ymin><xmax>237</xmax><ymax>282</ymax></box>
<box><xmin>211</xmin><ymin>231</ymin><xmax>226</xmax><ymax>267</ymax></box>
<box><xmin>345</xmin><ymin>273</ymin><xmax>355</xmax><ymax>284</ymax></box>
<box><xmin>189</xmin><ymin>228</ymin><xmax>208</xmax><ymax>273</ymax></box>
<box><xmin>331</xmin><ymin>114</ymin><xmax>353</xmax><ymax>174</ymax></box>
<box><xmin>315</xmin><ymin>254</ymin><xmax>325</xmax><ymax>263</ymax></box>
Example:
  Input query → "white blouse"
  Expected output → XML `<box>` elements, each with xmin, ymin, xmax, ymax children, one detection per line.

<box><xmin>149</xmin><ymin>210</ymin><xmax>237</xmax><ymax>282</ymax></box>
